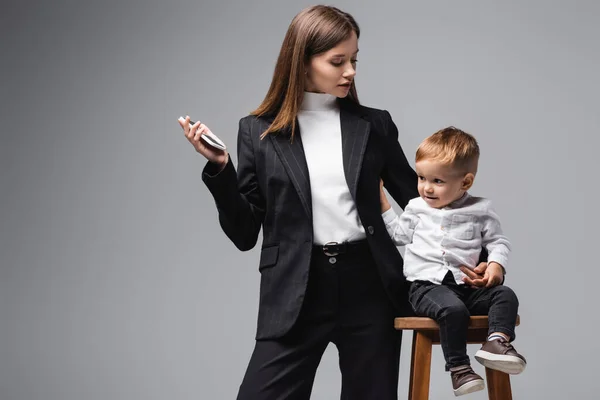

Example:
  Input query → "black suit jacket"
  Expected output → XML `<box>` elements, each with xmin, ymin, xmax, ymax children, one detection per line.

<box><xmin>203</xmin><ymin>99</ymin><xmax>419</xmax><ymax>339</ymax></box>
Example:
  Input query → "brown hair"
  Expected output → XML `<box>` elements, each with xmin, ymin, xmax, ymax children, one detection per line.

<box><xmin>252</xmin><ymin>5</ymin><xmax>360</xmax><ymax>139</ymax></box>
<box><xmin>416</xmin><ymin>127</ymin><xmax>480</xmax><ymax>174</ymax></box>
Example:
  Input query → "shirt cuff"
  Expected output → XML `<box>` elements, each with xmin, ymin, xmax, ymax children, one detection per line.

<box><xmin>381</xmin><ymin>207</ymin><xmax>398</xmax><ymax>225</ymax></box>
<box><xmin>487</xmin><ymin>256</ymin><xmax>508</xmax><ymax>274</ymax></box>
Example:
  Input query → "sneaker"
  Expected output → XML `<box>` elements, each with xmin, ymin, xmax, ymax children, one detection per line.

<box><xmin>451</xmin><ymin>365</ymin><xmax>485</xmax><ymax>396</ymax></box>
<box><xmin>475</xmin><ymin>338</ymin><xmax>527</xmax><ymax>374</ymax></box>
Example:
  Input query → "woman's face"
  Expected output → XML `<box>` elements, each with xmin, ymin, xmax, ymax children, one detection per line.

<box><xmin>305</xmin><ymin>30</ymin><xmax>358</xmax><ymax>97</ymax></box>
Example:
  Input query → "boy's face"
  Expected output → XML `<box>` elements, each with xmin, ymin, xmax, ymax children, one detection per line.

<box><xmin>415</xmin><ymin>159</ymin><xmax>474</xmax><ymax>209</ymax></box>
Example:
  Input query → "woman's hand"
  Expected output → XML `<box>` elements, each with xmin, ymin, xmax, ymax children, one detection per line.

<box><xmin>178</xmin><ymin>116</ymin><xmax>228</xmax><ymax>170</ymax></box>
<box><xmin>379</xmin><ymin>180</ymin><xmax>391</xmax><ymax>213</ymax></box>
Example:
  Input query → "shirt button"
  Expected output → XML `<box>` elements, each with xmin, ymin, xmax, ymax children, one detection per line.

<box><xmin>367</xmin><ymin>226</ymin><xmax>375</xmax><ymax>235</ymax></box>
<box><xmin>329</xmin><ymin>257</ymin><xmax>337</xmax><ymax>264</ymax></box>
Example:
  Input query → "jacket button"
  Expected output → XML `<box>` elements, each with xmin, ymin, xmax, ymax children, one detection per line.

<box><xmin>367</xmin><ymin>226</ymin><xmax>375</xmax><ymax>235</ymax></box>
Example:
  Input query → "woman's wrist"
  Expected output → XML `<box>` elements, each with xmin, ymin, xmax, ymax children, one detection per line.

<box><xmin>214</xmin><ymin>153</ymin><xmax>229</xmax><ymax>172</ymax></box>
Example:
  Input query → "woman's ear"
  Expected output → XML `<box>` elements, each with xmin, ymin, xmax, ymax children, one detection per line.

<box><xmin>462</xmin><ymin>173</ymin><xmax>475</xmax><ymax>190</ymax></box>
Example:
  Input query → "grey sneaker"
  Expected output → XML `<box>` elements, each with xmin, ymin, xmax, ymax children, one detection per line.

<box><xmin>475</xmin><ymin>338</ymin><xmax>527</xmax><ymax>374</ymax></box>
<box><xmin>451</xmin><ymin>365</ymin><xmax>485</xmax><ymax>396</ymax></box>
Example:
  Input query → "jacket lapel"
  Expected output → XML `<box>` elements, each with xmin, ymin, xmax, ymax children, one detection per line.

<box><xmin>340</xmin><ymin>104</ymin><xmax>371</xmax><ymax>201</ymax></box>
<box><xmin>266</xmin><ymin>100</ymin><xmax>369</xmax><ymax>218</ymax></box>
<box><xmin>269</xmin><ymin>122</ymin><xmax>313</xmax><ymax>219</ymax></box>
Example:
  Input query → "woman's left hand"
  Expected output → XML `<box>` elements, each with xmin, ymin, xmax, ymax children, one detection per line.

<box><xmin>379</xmin><ymin>180</ymin><xmax>391</xmax><ymax>213</ymax></box>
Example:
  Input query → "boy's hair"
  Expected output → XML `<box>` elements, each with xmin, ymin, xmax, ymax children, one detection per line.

<box><xmin>416</xmin><ymin>127</ymin><xmax>480</xmax><ymax>175</ymax></box>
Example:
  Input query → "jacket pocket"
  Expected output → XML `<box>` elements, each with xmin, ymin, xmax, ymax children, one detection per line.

<box><xmin>450</xmin><ymin>214</ymin><xmax>475</xmax><ymax>240</ymax></box>
<box><xmin>258</xmin><ymin>244</ymin><xmax>279</xmax><ymax>271</ymax></box>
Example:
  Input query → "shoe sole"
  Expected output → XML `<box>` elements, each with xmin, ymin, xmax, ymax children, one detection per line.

<box><xmin>453</xmin><ymin>378</ymin><xmax>485</xmax><ymax>396</ymax></box>
<box><xmin>474</xmin><ymin>350</ymin><xmax>526</xmax><ymax>374</ymax></box>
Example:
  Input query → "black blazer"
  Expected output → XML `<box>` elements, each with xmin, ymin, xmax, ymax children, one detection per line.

<box><xmin>203</xmin><ymin>99</ymin><xmax>419</xmax><ymax>340</ymax></box>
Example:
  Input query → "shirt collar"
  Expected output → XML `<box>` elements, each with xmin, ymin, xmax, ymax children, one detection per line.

<box><xmin>300</xmin><ymin>91</ymin><xmax>338</xmax><ymax>111</ymax></box>
<box><xmin>443</xmin><ymin>192</ymin><xmax>471</xmax><ymax>210</ymax></box>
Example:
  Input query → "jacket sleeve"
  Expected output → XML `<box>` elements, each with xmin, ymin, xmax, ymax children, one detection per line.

<box><xmin>202</xmin><ymin>117</ymin><xmax>265</xmax><ymax>251</ymax></box>
<box><xmin>380</xmin><ymin>110</ymin><xmax>419</xmax><ymax>209</ymax></box>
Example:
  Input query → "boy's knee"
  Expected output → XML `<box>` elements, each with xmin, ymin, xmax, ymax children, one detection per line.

<box><xmin>440</xmin><ymin>302</ymin><xmax>470</xmax><ymax>321</ymax></box>
<box><xmin>494</xmin><ymin>285</ymin><xmax>519</xmax><ymax>306</ymax></box>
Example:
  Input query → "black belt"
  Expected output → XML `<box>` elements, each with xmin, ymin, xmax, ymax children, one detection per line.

<box><xmin>313</xmin><ymin>240</ymin><xmax>369</xmax><ymax>256</ymax></box>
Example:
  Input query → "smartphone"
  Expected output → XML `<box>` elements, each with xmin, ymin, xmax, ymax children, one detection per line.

<box><xmin>178</xmin><ymin>116</ymin><xmax>227</xmax><ymax>150</ymax></box>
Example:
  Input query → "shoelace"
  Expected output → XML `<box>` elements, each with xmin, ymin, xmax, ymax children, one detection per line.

<box><xmin>452</xmin><ymin>367</ymin><xmax>476</xmax><ymax>380</ymax></box>
<box><xmin>497</xmin><ymin>339</ymin><xmax>515</xmax><ymax>353</ymax></box>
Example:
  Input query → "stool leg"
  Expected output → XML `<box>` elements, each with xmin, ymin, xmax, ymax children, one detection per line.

<box><xmin>485</xmin><ymin>368</ymin><xmax>512</xmax><ymax>400</ymax></box>
<box><xmin>409</xmin><ymin>331</ymin><xmax>433</xmax><ymax>400</ymax></box>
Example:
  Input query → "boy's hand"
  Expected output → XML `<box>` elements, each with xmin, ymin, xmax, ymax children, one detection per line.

<box><xmin>461</xmin><ymin>262</ymin><xmax>504</xmax><ymax>288</ymax></box>
<box><xmin>461</xmin><ymin>262</ymin><xmax>488</xmax><ymax>287</ymax></box>
<box><xmin>379</xmin><ymin>180</ymin><xmax>391</xmax><ymax>212</ymax></box>
<box><xmin>484</xmin><ymin>262</ymin><xmax>505</xmax><ymax>287</ymax></box>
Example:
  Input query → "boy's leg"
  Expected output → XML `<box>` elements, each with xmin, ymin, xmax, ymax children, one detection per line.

<box><xmin>409</xmin><ymin>276</ymin><xmax>485</xmax><ymax>396</ymax></box>
<box><xmin>464</xmin><ymin>285</ymin><xmax>526</xmax><ymax>374</ymax></box>
<box><xmin>463</xmin><ymin>285</ymin><xmax>519</xmax><ymax>341</ymax></box>
<box><xmin>408</xmin><ymin>278</ymin><xmax>471</xmax><ymax>371</ymax></box>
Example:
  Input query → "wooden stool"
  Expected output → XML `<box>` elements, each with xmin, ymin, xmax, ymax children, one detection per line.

<box><xmin>395</xmin><ymin>315</ymin><xmax>520</xmax><ymax>400</ymax></box>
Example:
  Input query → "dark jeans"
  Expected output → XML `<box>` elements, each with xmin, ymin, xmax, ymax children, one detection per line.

<box><xmin>408</xmin><ymin>271</ymin><xmax>519</xmax><ymax>371</ymax></box>
<box><xmin>237</xmin><ymin>241</ymin><xmax>401</xmax><ymax>400</ymax></box>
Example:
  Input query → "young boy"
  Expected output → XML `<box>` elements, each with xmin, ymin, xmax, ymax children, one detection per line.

<box><xmin>380</xmin><ymin>127</ymin><xmax>526</xmax><ymax>396</ymax></box>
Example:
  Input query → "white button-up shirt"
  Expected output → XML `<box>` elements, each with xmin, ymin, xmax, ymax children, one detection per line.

<box><xmin>382</xmin><ymin>193</ymin><xmax>510</xmax><ymax>285</ymax></box>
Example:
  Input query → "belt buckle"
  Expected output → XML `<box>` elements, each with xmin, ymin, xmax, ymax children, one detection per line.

<box><xmin>322</xmin><ymin>241</ymin><xmax>340</xmax><ymax>257</ymax></box>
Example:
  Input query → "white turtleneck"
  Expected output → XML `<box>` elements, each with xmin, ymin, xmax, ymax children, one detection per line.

<box><xmin>297</xmin><ymin>91</ymin><xmax>366</xmax><ymax>245</ymax></box>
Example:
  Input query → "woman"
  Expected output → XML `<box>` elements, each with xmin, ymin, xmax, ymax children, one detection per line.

<box><xmin>179</xmin><ymin>5</ymin><xmax>489</xmax><ymax>399</ymax></box>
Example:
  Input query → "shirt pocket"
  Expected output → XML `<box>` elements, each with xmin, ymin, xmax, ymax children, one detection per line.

<box><xmin>450</xmin><ymin>214</ymin><xmax>475</xmax><ymax>240</ymax></box>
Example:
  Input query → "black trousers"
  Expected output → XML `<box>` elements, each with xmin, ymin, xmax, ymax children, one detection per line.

<box><xmin>237</xmin><ymin>241</ymin><xmax>401</xmax><ymax>400</ymax></box>
<box><xmin>408</xmin><ymin>271</ymin><xmax>519</xmax><ymax>371</ymax></box>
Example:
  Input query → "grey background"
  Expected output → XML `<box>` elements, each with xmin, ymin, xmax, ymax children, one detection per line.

<box><xmin>1</xmin><ymin>0</ymin><xmax>598</xmax><ymax>399</ymax></box>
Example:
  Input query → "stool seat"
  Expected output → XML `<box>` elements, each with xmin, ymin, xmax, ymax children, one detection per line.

<box><xmin>394</xmin><ymin>315</ymin><xmax>520</xmax><ymax>400</ymax></box>
<box><xmin>395</xmin><ymin>315</ymin><xmax>520</xmax><ymax>330</ymax></box>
